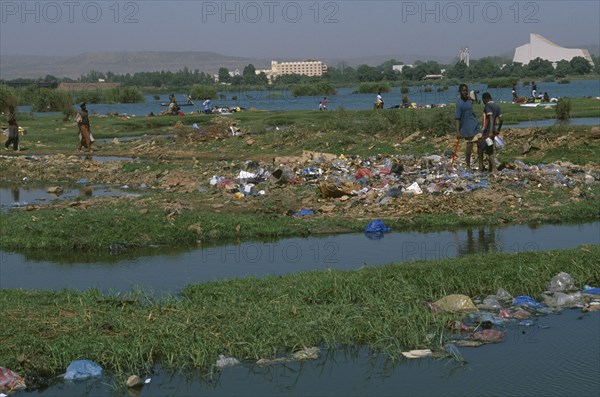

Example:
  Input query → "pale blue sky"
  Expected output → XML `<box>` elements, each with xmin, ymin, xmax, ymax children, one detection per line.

<box><xmin>1</xmin><ymin>0</ymin><xmax>598</xmax><ymax>61</ymax></box>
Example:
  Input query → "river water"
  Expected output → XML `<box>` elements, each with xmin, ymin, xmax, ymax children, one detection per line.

<box><xmin>17</xmin><ymin>79</ymin><xmax>600</xmax><ymax>115</ymax></box>
<box><xmin>2</xmin><ymin>222</ymin><xmax>599</xmax><ymax>396</ymax></box>
<box><xmin>1</xmin><ymin>222</ymin><xmax>598</xmax><ymax>295</ymax></box>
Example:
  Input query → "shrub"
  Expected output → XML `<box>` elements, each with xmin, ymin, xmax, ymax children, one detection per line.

<box><xmin>189</xmin><ymin>85</ymin><xmax>218</xmax><ymax>100</ymax></box>
<box><xmin>555</xmin><ymin>99</ymin><xmax>571</xmax><ymax>121</ymax></box>
<box><xmin>0</xmin><ymin>85</ymin><xmax>17</xmax><ymax>109</ymax></box>
<box><xmin>355</xmin><ymin>83</ymin><xmax>391</xmax><ymax>94</ymax></box>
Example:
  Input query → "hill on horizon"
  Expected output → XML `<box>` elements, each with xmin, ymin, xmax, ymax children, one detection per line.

<box><xmin>0</xmin><ymin>51</ymin><xmax>272</xmax><ymax>80</ymax></box>
<box><xmin>0</xmin><ymin>51</ymin><xmax>465</xmax><ymax>80</ymax></box>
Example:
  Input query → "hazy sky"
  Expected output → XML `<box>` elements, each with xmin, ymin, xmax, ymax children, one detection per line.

<box><xmin>1</xmin><ymin>0</ymin><xmax>599</xmax><ymax>61</ymax></box>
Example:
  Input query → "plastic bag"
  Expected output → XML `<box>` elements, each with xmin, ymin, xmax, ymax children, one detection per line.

<box><xmin>513</xmin><ymin>295</ymin><xmax>544</xmax><ymax>309</ymax></box>
<box><xmin>64</xmin><ymin>360</ymin><xmax>103</xmax><ymax>381</ymax></box>
<box><xmin>216</xmin><ymin>355</ymin><xmax>239</xmax><ymax>368</ymax></box>
<box><xmin>0</xmin><ymin>367</ymin><xmax>26</xmax><ymax>392</ymax></box>
<box><xmin>363</xmin><ymin>219</ymin><xmax>391</xmax><ymax>233</ymax></box>
<box><xmin>494</xmin><ymin>135</ymin><xmax>506</xmax><ymax>150</ymax></box>
<box><xmin>433</xmin><ymin>294</ymin><xmax>478</xmax><ymax>313</ymax></box>
<box><xmin>547</xmin><ymin>272</ymin><xmax>574</xmax><ymax>293</ymax></box>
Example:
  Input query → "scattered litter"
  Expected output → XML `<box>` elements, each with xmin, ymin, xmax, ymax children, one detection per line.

<box><xmin>216</xmin><ymin>354</ymin><xmax>240</xmax><ymax>368</ymax></box>
<box><xmin>294</xmin><ymin>208</ymin><xmax>314</xmax><ymax>217</ymax></box>
<box><xmin>433</xmin><ymin>294</ymin><xmax>478</xmax><ymax>313</ymax></box>
<box><xmin>547</xmin><ymin>272</ymin><xmax>575</xmax><ymax>293</ymax></box>
<box><xmin>363</xmin><ymin>219</ymin><xmax>391</xmax><ymax>233</ymax></box>
<box><xmin>0</xmin><ymin>367</ymin><xmax>26</xmax><ymax>392</ymax></box>
<box><xmin>513</xmin><ymin>295</ymin><xmax>545</xmax><ymax>309</ymax></box>
<box><xmin>401</xmin><ymin>349</ymin><xmax>432</xmax><ymax>359</ymax></box>
<box><xmin>64</xmin><ymin>359</ymin><xmax>103</xmax><ymax>381</ymax></box>
<box><xmin>257</xmin><ymin>347</ymin><xmax>320</xmax><ymax>365</ymax></box>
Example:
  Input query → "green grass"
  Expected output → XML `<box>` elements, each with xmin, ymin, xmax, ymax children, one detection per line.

<box><xmin>1</xmin><ymin>246</ymin><xmax>598</xmax><ymax>380</ymax></box>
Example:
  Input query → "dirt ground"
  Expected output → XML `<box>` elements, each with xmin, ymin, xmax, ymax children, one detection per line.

<box><xmin>1</xmin><ymin>125</ymin><xmax>599</xmax><ymax>223</ymax></box>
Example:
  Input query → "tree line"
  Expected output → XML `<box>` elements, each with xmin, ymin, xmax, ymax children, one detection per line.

<box><xmin>2</xmin><ymin>55</ymin><xmax>598</xmax><ymax>90</ymax></box>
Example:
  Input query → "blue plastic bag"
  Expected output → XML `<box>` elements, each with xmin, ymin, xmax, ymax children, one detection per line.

<box><xmin>64</xmin><ymin>360</ymin><xmax>103</xmax><ymax>381</ymax></box>
<box><xmin>583</xmin><ymin>287</ymin><xmax>600</xmax><ymax>295</ymax></box>
<box><xmin>513</xmin><ymin>295</ymin><xmax>544</xmax><ymax>309</ymax></box>
<box><xmin>363</xmin><ymin>219</ymin><xmax>391</xmax><ymax>234</ymax></box>
<box><xmin>294</xmin><ymin>209</ymin><xmax>314</xmax><ymax>217</ymax></box>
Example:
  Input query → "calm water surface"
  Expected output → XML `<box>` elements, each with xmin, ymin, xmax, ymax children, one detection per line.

<box><xmin>1</xmin><ymin>222</ymin><xmax>598</xmax><ymax>296</ymax></box>
<box><xmin>17</xmin><ymin>79</ymin><xmax>600</xmax><ymax>115</ymax></box>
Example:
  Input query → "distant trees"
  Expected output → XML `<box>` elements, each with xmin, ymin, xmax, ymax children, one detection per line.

<box><xmin>218</xmin><ymin>67</ymin><xmax>231</xmax><ymax>83</ymax></box>
<box><xmin>569</xmin><ymin>56</ymin><xmax>593</xmax><ymax>75</ymax></box>
<box><xmin>526</xmin><ymin>57</ymin><xmax>554</xmax><ymax>76</ymax></box>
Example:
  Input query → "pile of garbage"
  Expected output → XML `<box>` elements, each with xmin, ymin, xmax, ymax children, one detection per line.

<box><xmin>206</xmin><ymin>150</ymin><xmax>598</xmax><ymax>208</ymax></box>
<box><xmin>402</xmin><ymin>272</ymin><xmax>600</xmax><ymax>362</ymax></box>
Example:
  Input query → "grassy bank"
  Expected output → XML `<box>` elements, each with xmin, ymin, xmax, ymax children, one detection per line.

<box><xmin>0</xmin><ymin>185</ymin><xmax>598</xmax><ymax>252</ymax></box>
<box><xmin>1</xmin><ymin>246</ymin><xmax>598</xmax><ymax>380</ymax></box>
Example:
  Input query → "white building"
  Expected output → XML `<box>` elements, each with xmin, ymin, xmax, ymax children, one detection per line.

<box><xmin>513</xmin><ymin>34</ymin><xmax>594</xmax><ymax>66</ymax></box>
<box><xmin>257</xmin><ymin>60</ymin><xmax>328</xmax><ymax>82</ymax></box>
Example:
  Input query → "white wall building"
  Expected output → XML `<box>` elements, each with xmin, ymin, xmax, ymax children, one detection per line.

<box><xmin>257</xmin><ymin>60</ymin><xmax>328</xmax><ymax>82</ymax></box>
<box><xmin>513</xmin><ymin>34</ymin><xmax>594</xmax><ymax>66</ymax></box>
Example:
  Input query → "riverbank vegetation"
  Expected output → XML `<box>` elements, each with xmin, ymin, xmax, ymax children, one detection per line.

<box><xmin>1</xmin><ymin>246</ymin><xmax>598</xmax><ymax>382</ymax></box>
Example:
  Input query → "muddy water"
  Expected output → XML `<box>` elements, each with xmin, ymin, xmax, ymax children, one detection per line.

<box><xmin>0</xmin><ymin>184</ymin><xmax>142</xmax><ymax>210</ymax></box>
<box><xmin>1</xmin><ymin>222</ymin><xmax>598</xmax><ymax>296</ymax></box>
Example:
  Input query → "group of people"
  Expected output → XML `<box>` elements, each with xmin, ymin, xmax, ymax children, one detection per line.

<box><xmin>512</xmin><ymin>82</ymin><xmax>555</xmax><ymax>103</ymax></box>
<box><xmin>319</xmin><ymin>97</ymin><xmax>328</xmax><ymax>110</ymax></box>
<box><xmin>455</xmin><ymin>84</ymin><xmax>503</xmax><ymax>173</ymax></box>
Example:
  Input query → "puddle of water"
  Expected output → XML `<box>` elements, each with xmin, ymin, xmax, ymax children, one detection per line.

<box><xmin>77</xmin><ymin>155</ymin><xmax>136</xmax><ymax>162</ymax></box>
<box><xmin>95</xmin><ymin>134</ymin><xmax>174</xmax><ymax>142</ymax></box>
<box><xmin>506</xmin><ymin>117</ymin><xmax>600</xmax><ymax>129</ymax></box>
<box><xmin>1</xmin><ymin>222</ymin><xmax>598</xmax><ymax>296</ymax></box>
<box><xmin>10</xmin><ymin>309</ymin><xmax>599</xmax><ymax>397</ymax></box>
<box><xmin>0</xmin><ymin>185</ymin><xmax>142</xmax><ymax>209</ymax></box>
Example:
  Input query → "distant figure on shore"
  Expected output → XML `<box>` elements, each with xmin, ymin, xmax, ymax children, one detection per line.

<box><xmin>531</xmin><ymin>81</ymin><xmax>537</xmax><ymax>99</ymax></box>
<box><xmin>375</xmin><ymin>92</ymin><xmax>384</xmax><ymax>109</ymax></box>
<box><xmin>4</xmin><ymin>105</ymin><xmax>19</xmax><ymax>151</ymax></box>
<box><xmin>319</xmin><ymin>101</ymin><xmax>323</xmax><ymax>111</ymax></box>
<box><xmin>203</xmin><ymin>99</ymin><xmax>212</xmax><ymax>114</ymax></box>
<box><xmin>512</xmin><ymin>84</ymin><xmax>518</xmax><ymax>101</ymax></box>
<box><xmin>543</xmin><ymin>92</ymin><xmax>550</xmax><ymax>102</ymax></box>
<box><xmin>76</xmin><ymin>102</ymin><xmax>93</xmax><ymax>153</ymax></box>
<box><xmin>322</xmin><ymin>97</ymin><xmax>327</xmax><ymax>110</ymax></box>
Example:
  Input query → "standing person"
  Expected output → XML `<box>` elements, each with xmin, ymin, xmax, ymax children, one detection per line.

<box><xmin>76</xmin><ymin>102</ymin><xmax>93</xmax><ymax>152</ymax></box>
<box><xmin>531</xmin><ymin>81</ymin><xmax>537</xmax><ymax>99</ymax></box>
<box><xmin>202</xmin><ymin>98</ymin><xmax>212</xmax><ymax>114</ymax></box>
<box><xmin>455</xmin><ymin>84</ymin><xmax>481</xmax><ymax>171</ymax></box>
<box><xmin>4</xmin><ymin>105</ymin><xmax>19</xmax><ymax>151</ymax></box>
<box><xmin>322</xmin><ymin>97</ymin><xmax>327</xmax><ymax>110</ymax></box>
<box><xmin>481</xmin><ymin>92</ymin><xmax>503</xmax><ymax>173</ymax></box>
<box><xmin>512</xmin><ymin>84</ymin><xmax>518</xmax><ymax>102</ymax></box>
<box><xmin>375</xmin><ymin>92</ymin><xmax>384</xmax><ymax>109</ymax></box>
